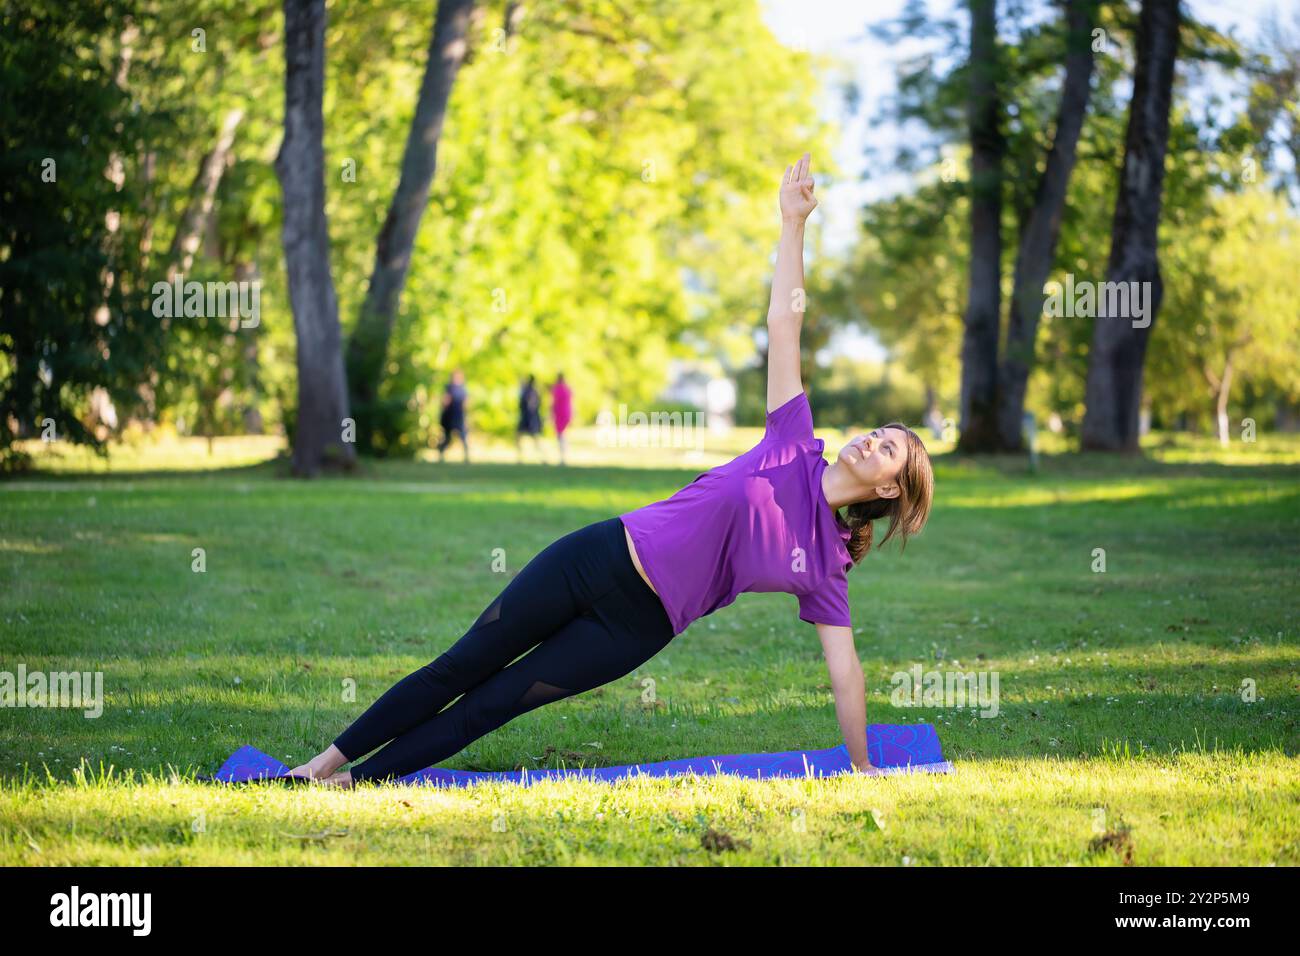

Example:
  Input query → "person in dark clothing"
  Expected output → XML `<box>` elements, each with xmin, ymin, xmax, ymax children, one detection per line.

<box><xmin>436</xmin><ymin>369</ymin><xmax>469</xmax><ymax>463</ymax></box>
<box><xmin>516</xmin><ymin>374</ymin><xmax>543</xmax><ymax>462</ymax></box>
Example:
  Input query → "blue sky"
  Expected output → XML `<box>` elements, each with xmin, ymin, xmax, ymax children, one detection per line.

<box><xmin>758</xmin><ymin>0</ymin><xmax>1294</xmax><ymax>359</ymax></box>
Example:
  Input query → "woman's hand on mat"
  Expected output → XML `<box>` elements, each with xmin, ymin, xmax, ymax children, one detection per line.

<box><xmin>779</xmin><ymin>153</ymin><xmax>818</xmax><ymax>224</ymax></box>
<box><xmin>853</xmin><ymin>760</ymin><xmax>884</xmax><ymax>776</ymax></box>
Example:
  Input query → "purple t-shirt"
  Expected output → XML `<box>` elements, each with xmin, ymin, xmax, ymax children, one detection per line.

<box><xmin>620</xmin><ymin>391</ymin><xmax>854</xmax><ymax>636</ymax></box>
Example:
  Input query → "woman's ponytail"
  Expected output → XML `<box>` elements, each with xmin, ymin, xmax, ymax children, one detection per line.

<box><xmin>843</xmin><ymin>498</ymin><xmax>891</xmax><ymax>563</ymax></box>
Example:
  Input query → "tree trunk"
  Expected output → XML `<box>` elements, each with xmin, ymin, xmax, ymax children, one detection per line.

<box><xmin>1081</xmin><ymin>0</ymin><xmax>1181</xmax><ymax>452</ymax></box>
<box><xmin>275</xmin><ymin>0</ymin><xmax>355</xmax><ymax>476</ymax></box>
<box><xmin>1215</xmin><ymin>353</ymin><xmax>1233</xmax><ymax>446</ymax></box>
<box><xmin>995</xmin><ymin>0</ymin><xmax>1097</xmax><ymax>450</ymax></box>
<box><xmin>956</xmin><ymin>0</ymin><xmax>1005</xmax><ymax>453</ymax></box>
<box><xmin>85</xmin><ymin>21</ymin><xmax>140</xmax><ymax>438</ymax></box>
<box><xmin>167</xmin><ymin>108</ymin><xmax>244</xmax><ymax>281</ymax></box>
<box><xmin>236</xmin><ymin>259</ymin><xmax>265</xmax><ymax>435</ymax></box>
<box><xmin>345</xmin><ymin>0</ymin><xmax>476</xmax><ymax>452</ymax></box>
<box><xmin>924</xmin><ymin>384</ymin><xmax>940</xmax><ymax>426</ymax></box>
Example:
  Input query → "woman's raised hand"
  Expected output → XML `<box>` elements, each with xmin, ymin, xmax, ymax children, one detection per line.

<box><xmin>779</xmin><ymin>152</ymin><xmax>818</xmax><ymax>223</ymax></box>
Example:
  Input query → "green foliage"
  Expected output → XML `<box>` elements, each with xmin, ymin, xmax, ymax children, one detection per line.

<box><xmin>834</xmin><ymin>0</ymin><xmax>1300</xmax><ymax>442</ymax></box>
<box><xmin>8</xmin><ymin>0</ymin><xmax>1295</xmax><ymax>456</ymax></box>
<box><xmin>0</xmin><ymin>0</ymin><xmax>166</xmax><ymax>462</ymax></box>
<box><xmin>822</xmin><ymin>174</ymin><xmax>967</xmax><ymax>417</ymax></box>
<box><xmin>6</xmin><ymin>0</ymin><xmax>832</xmax><ymax>455</ymax></box>
<box><xmin>339</xmin><ymin>0</ymin><xmax>835</xmax><ymax>442</ymax></box>
<box><xmin>813</xmin><ymin>355</ymin><xmax>930</xmax><ymax>431</ymax></box>
<box><xmin>1151</xmin><ymin>187</ymin><xmax>1300</xmax><ymax>426</ymax></box>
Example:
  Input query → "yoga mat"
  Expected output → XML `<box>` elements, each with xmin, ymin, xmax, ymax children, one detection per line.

<box><xmin>210</xmin><ymin>723</ymin><xmax>953</xmax><ymax>787</ymax></box>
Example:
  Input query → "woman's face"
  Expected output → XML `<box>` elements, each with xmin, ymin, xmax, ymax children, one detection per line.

<box><xmin>836</xmin><ymin>426</ymin><xmax>909</xmax><ymax>495</ymax></box>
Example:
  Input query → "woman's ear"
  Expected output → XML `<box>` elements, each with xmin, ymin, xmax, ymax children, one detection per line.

<box><xmin>875</xmin><ymin>483</ymin><xmax>901</xmax><ymax>500</ymax></box>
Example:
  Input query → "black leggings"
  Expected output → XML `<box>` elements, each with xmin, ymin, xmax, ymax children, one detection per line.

<box><xmin>334</xmin><ymin>517</ymin><xmax>675</xmax><ymax>783</ymax></box>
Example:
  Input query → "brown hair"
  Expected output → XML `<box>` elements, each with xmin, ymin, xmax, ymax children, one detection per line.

<box><xmin>841</xmin><ymin>422</ymin><xmax>934</xmax><ymax>564</ymax></box>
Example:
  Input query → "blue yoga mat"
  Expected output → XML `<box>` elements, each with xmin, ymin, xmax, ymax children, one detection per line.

<box><xmin>211</xmin><ymin>723</ymin><xmax>953</xmax><ymax>786</ymax></box>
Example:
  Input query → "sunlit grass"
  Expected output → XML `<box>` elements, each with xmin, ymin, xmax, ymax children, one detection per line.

<box><xmin>14</xmin><ymin>432</ymin><xmax>286</xmax><ymax>474</ymax></box>
<box><xmin>2</xmin><ymin>750</ymin><xmax>1295</xmax><ymax>866</ymax></box>
<box><xmin>1144</xmin><ymin>431</ymin><xmax>1300</xmax><ymax>466</ymax></box>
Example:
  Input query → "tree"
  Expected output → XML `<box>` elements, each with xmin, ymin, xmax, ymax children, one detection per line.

<box><xmin>0</xmin><ymin>0</ymin><xmax>164</xmax><ymax>467</ymax></box>
<box><xmin>842</xmin><ymin>0</ymin><xmax>1293</xmax><ymax>446</ymax></box>
<box><xmin>4</xmin><ymin>0</ymin><xmax>836</xmax><ymax>461</ymax></box>
<box><xmin>1080</xmin><ymin>0</ymin><xmax>1181</xmax><ymax>451</ymax></box>
<box><xmin>825</xmin><ymin>178</ymin><xmax>968</xmax><ymax>428</ymax></box>
<box><xmin>995</xmin><ymin>0</ymin><xmax>1098</xmax><ymax>449</ymax></box>
<box><xmin>1149</xmin><ymin>189</ymin><xmax>1300</xmax><ymax>442</ymax></box>
<box><xmin>329</xmin><ymin>0</ymin><xmax>832</xmax><ymax>448</ymax></box>
<box><xmin>344</xmin><ymin>0</ymin><xmax>477</xmax><ymax>454</ymax></box>
<box><xmin>167</xmin><ymin>108</ymin><xmax>246</xmax><ymax>282</ymax></box>
<box><xmin>274</xmin><ymin>0</ymin><xmax>354</xmax><ymax>475</ymax></box>
<box><xmin>956</xmin><ymin>0</ymin><xmax>1005</xmax><ymax>453</ymax></box>
<box><xmin>880</xmin><ymin>1</ymin><xmax>1100</xmax><ymax>452</ymax></box>
<box><xmin>1242</xmin><ymin>10</ymin><xmax>1300</xmax><ymax>207</ymax></box>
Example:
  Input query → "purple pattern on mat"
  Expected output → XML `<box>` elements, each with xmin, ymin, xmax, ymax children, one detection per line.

<box><xmin>211</xmin><ymin>723</ymin><xmax>953</xmax><ymax>787</ymax></box>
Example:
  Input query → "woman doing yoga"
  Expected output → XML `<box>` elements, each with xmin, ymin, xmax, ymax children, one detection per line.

<box><xmin>290</xmin><ymin>154</ymin><xmax>934</xmax><ymax>786</ymax></box>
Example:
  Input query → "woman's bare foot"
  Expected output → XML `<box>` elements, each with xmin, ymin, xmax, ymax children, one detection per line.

<box><xmin>318</xmin><ymin>770</ymin><xmax>353</xmax><ymax>789</ymax></box>
<box><xmin>287</xmin><ymin>744</ymin><xmax>347</xmax><ymax>781</ymax></box>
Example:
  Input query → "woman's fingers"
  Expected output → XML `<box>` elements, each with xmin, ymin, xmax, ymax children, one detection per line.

<box><xmin>783</xmin><ymin>154</ymin><xmax>815</xmax><ymax>185</ymax></box>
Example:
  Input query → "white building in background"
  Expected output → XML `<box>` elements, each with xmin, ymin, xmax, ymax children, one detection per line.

<box><xmin>659</xmin><ymin>361</ymin><xmax>736</xmax><ymax>433</ymax></box>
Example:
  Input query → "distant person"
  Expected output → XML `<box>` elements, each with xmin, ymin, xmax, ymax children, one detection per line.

<box><xmin>550</xmin><ymin>373</ymin><xmax>572</xmax><ymax>466</ymax></box>
<box><xmin>924</xmin><ymin>406</ymin><xmax>945</xmax><ymax>442</ymax></box>
<box><xmin>516</xmin><ymin>374</ymin><xmax>543</xmax><ymax>462</ymax></box>
<box><xmin>437</xmin><ymin>369</ymin><xmax>469</xmax><ymax>463</ymax></box>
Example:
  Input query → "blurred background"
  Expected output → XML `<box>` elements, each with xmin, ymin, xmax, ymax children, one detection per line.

<box><xmin>2</xmin><ymin>0</ymin><xmax>1298</xmax><ymax>474</ymax></box>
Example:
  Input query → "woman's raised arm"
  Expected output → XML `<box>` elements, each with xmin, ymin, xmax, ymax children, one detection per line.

<box><xmin>766</xmin><ymin>153</ymin><xmax>818</xmax><ymax>413</ymax></box>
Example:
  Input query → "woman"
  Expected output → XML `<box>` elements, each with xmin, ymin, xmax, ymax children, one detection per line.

<box><xmin>550</xmin><ymin>372</ymin><xmax>572</xmax><ymax>465</ymax></box>
<box><xmin>515</xmin><ymin>374</ymin><xmax>543</xmax><ymax>462</ymax></box>
<box><xmin>289</xmin><ymin>155</ymin><xmax>934</xmax><ymax>786</ymax></box>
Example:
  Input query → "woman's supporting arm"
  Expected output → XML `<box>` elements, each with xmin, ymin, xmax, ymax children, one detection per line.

<box><xmin>816</xmin><ymin>622</ymin><xmax>874</xmax><ymax>773</ymax></box>
<box><xmin>766</xmin><ymin>153</ymin><xmax>818</xmax><ymax>413</ymax></box>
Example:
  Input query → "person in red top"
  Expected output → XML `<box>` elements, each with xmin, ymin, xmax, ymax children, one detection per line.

<box><xmin>550</xmin><ymin>372</ymin><xmax>572</xmax><ymax>465</ymax></box>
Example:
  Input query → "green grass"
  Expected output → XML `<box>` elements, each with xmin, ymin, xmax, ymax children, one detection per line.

<box><xmin>1</xmin><ymin>430</ymin><xmax>1298</xmax><ymax>865</ymax></box>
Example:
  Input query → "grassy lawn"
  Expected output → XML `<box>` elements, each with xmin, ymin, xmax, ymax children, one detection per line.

<box><xmin>1</xmin><ymin>430</ymin><xmax>1298</xmax><ymax>865</ymax></box>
